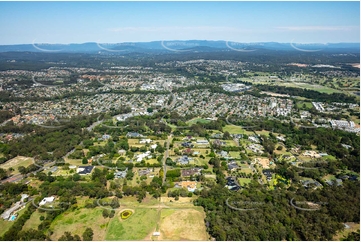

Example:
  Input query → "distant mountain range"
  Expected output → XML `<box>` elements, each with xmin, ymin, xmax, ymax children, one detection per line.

<box><xmin>0</xmin><ymin>40</ymin><xmax>359</xmax><ymax>53</ymax></box>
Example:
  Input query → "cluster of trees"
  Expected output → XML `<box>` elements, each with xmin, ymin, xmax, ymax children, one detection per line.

<box><xmin>167</xmin><ymin>188</ymin><xmax>193</xmax><ymax>198</ymax></box>
<box><xmin>0</xmin><ymin>183</ymin><xmax>29</xmax><ymax>214</ymax></box>
<box><xmin>0</xmin><ymin>114</ymin><xmax>99</xmax><ymax>162</ymax></box>
<box><xmin>195</xmin><ymin>175</ymin><xmax>359</xmax><ymax>240</ymax></box>
<box><xmin>57</xmin><ymin>228</ymin><xmax>93</xmax><ymax>241</ymax></box>
<box><xmin>165</xmin><ymin>169</ymin><xmax>181</xmax><ymax>179</ymax></box>
<box><xmin>254</xmin><ymin>84</ymin><xmax>357</xmax><ymax>103</ymax></box>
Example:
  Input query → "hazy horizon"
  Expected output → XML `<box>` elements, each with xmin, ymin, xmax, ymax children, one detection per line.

<box><xmin>0</xmin><ymin>1</ymin><xmax>359</xmax><ymax>45</ymax></box>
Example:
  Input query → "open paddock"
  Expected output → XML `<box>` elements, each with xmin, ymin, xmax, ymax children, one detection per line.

<box><xmin>0</xmin><ymin>156</ymin><xmax>34</xmax><ymax>176</ymax></box>
<box><xmin>50</xmin><ymin>208</ymin><xmax>109</xmax><ymax>241</ymax></box>
<box><xmin>158</xmin><ymin>208</ymin><xmax>208</xmax><ymax>241</ymax></box>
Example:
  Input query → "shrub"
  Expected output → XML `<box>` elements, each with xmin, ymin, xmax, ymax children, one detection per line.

<box><xmin>120</xmin><ymin>210</ymin><xmax>133</xmax><ymax>220</ymax></box>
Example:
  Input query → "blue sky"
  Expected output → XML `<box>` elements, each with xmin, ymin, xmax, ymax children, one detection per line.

<box><xmin>0</xmin><ymin>1</ymin><xmax>359</xmax><ymax>44</ymax></box>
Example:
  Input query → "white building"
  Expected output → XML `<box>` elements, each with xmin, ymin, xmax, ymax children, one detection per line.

<box><xmin>39</xmin><ymin>196</ymin><xmax>55</xmax><ymax>206</ymax></box>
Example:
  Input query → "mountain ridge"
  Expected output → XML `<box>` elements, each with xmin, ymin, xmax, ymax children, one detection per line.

<box><xmin>0</xmin><ymin>40</ymin><xmax>359</xmax><ymax>53</ymax></box>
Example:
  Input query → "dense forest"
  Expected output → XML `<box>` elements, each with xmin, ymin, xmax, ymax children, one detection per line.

<box><xmin>194</xmin><ymin>158</ymin><xmax>360</xmax><ymax>241</ymax></box>
<box><xmin>252</xmin><ymin>84</ymin><xmax>358</xmax><ymax>103</ymax></box>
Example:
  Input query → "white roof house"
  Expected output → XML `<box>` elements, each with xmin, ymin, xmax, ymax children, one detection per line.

<box><xmin>140</xmin><ymin>139</ymin><xmax>152</xmax><ymax>144</ymax></box>
<box><xmin>39</xmin><ymin>196</ymin><xmax>55</xmax><ymax>206</ymax></box>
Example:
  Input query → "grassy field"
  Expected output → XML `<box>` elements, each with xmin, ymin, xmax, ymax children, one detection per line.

<box><xmin>229</xmin><ymin>151</ymin><xmax>241</xmax><ymax>159</ymax></box>
<box><xmin>0</xmin><ymin>156</ymin><xmax>34</xmax><ymax>175</ymax></box>
<box><xmin>22</xmin><ymin>210</ymin><xmax>43</xmax><ymax>231</ymax></box>
<box><xmin>186</xmin><ymin>117</ymin><xmax>211</xmax><ymax>125</ymax></box>
<box><xmin>296</xmin><ymin>101</ymin><xmax>313</xmax><ymax>109</ymax></box>
<box><xmin>223</xmin><ymin>125</ymin><xmax>245</xmax><ymax>134</ymax></box>
<box><xmin>322</xmin><ymin>174</ymin><xmax>336</xmax><ymax>181</ymax></box>
<box><xmin>238</xmin><ymin>178</ymin><xmax>252</xmax><ymax>186</ymax></box>
<box><xmin>254</xmin><ymin>130</ymin><xmax>271</xmax><ymax>136</ymax></box>
<box><xmin>64</xmin><ymin>158</ymin><xmax>83</xmax><ymax>166</ymax></box>
<box><xmin>158</xmin><ymin>208</ymin><xmax>208</xmax><ymax>241</ymax></box>
<box><xmin>106</xmin><ymin>208</ymin><xmax>158</xmax><ymax>240</ymax></box>
<box><xmin>50</xmin><ymin>207</ymin><xmax>109</xmax><ymax>241</ymax></box>
<box><xmin>241</xmin><ymin>168</ymin><xmax>253</xmax><ymax>174</ymax></box>
<box><xmin>0</xmin><ymin>218</ymin><xmax>14</xmax><ymax>237</ymax></box>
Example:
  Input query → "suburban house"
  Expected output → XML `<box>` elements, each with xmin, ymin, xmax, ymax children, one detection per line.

<box><xmin>228</xmin><ymin>161</ymin><xmax>239</xmax><ymax>171</ymax></box>
<box><xmin>181</xmin><ymin>168</ymin><xmax>202</xmax><ymax>177</ymax></box>
<box><xmin>248</xmin><ymin>136</ymin><xmax>260</xmax><ymax>143</ymax></box>
<box><xmin>218</xmin><ymin>150</ymin><xmax>229</xmax><ymax>158</ymax></box>
<box><xmin>302</xmin><ymin>150</ymin><xmax>321</xmax><ymax>158</ymax></box>
<box><xmin>175</xmin><ymin>181</ymin><xmax>198</xmax><ymax>192</ymax></box>
<box><xmin>225</xmin><ymin>177</ymin><xmax>240</xmax><ymax>191</ymax></box>
<box><xmin>196</xmin><ymin>139</ymin><xmax>209</xmax><ymax>145</ymax></box>
<box><xmin>213</xmin><ymin>139</ymin><xmax>226</xmax><ymax>147</ymax></box>
<box><xmin>114</xmin><ymin>169</ymin><xmax>127</xmax><ymax>179</ymax></box>
<box><xmin>263</xmin><ymin>170</ymin><xmax>273</xmax><ymax>181</ymax></box>
<box><xmin>177</xmin><ymin>155</ymin><xmax>191</xmax><ymax>165</ymax></box>
<box><xmin>276</xmin><ymin>136</ymin><xmax>286</xmax><ymax>142</ymax></box>
<box><xmin>211</xmin><ymin>133</ymin><xmax>223</xmax><ymax>139</ymax></box>
<box><xmin>102</xmin><ymin>134</ymin><xmax>111</xmax><ymax>140</ymax></box>
<box><xmin>135</xmin><ymin>151</ymin><xmax>152</xmax><ymax>162</ymax></box>
<box><xmin>181</xmin><ymin>141</ymin><xmax>194</xmax><ymax>148</ymax></box>
<box><xmin>39</xmin><ymin>196</ymin><xmax>55</xmax><ymax>206</ymax></box>
<box><xmin>77</xmin><ymin>166</ymin><xmax>94</xmax><ymax>175</ymax></box>
<box><xmin>301</xmin><ymin>180</ymin><xmax>323</xmax><ymax>189</ymax></box>
<box><xmin>232</xmin><ymin>134</ymin><xmax>243</xmax><ymax>139</ymax></box>
<box><xmin>126</xmin><ymin>132</ymin><xmax>143</xmax><ymax>138</ymax></box>
<box><xmin>326</xmin><ymin>179</ymin><xmax>343</xmax><ymax>186</ymax></box>
<box><xmin>118</xmin><ymin>149</ymin><xmax>126</xmax><ymax>155</ymax></box>
<box><xmin>138</xmin><ymin>168</ymin><xmax>151</xmax><ymax>176</ymax></box>
<box><xmin>1</xmin><ymin>194</ymin><xmax>29</xmax><ymax>221</ymax></box>
<box><xmin>140</xmin><ymin>138</ymin><xmax>152</xmax><ymax>144</ymax></box>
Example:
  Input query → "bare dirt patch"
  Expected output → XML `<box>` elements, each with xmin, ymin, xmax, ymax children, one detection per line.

<box><xmin>158</xmin><ymin>209</ymin><xmax>208</xmax><ymax>241</ymax></box>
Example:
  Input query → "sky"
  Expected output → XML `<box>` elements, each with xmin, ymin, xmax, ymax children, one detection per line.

<box><xmin>0</xmin><ymin>1</ymin><xmax>359</xmax><ymax>45</ymax></box>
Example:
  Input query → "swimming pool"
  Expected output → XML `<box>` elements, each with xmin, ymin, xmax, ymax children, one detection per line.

<box><xmin>9</xmin><ymin>215</ymin><xmax>16</xmax><ymax>221</ymax></box>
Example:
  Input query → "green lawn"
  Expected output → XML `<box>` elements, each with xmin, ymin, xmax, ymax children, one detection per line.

<box><xmin>223</xmin><ymin>125</ymin><xmax>245</xmax><ymax>134</ymax></box>
<box><xmin>296</xmin><ymin>101</ymin><xmax>313</xmax><ymax>109</ymax></box>
<box><xmin>186</xmin><ymin>117</ymin><xmax>211</xmax><ymax>125</ymax></box>
<box><xmin>322</xmin><ymin>155</ymin><xmax>337</xmax><ymax>161</ymax></box>
<box><xmin>22</xmin><ymin>210</ymin><xmax>43</xmax><ymax>231</ymax></box>
<box><xmin>106</xmin><ymin>208</ymin><xmax>158</xmax><ymax>240</ymax></box>
<box><xmin>240</xmin><ymin>168</ymin><xmax>253</xmax><ymax>174</ymax></box>
<box><xmin>50</xmin><ymin>207</ymin><xmax>110</xmax><ymax>241</ymax></box>
<box><xmin>229</xmin><ymin>151</ymin><xmax>241</xmax><ymax>159</ymax></box>
<box><xmin>238</xmin><ymin>178</ymin><xmax>252</xmax><ymax>186</ymax></box>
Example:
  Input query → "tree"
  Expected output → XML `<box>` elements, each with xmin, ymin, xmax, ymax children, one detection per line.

<box><xmin>223</xmin><ymin>131</ymin><xmax>231</xmax><ymax>140</ymax></box>
<box><xmin>82</xmin><ymin>157</ymin><xmax>88</xmax><ymax>164</ymax></box>
<box><xmin>110</xmin><ymin>197</ymin><xmax>120</xmax><ymax>209</ymax></box>
<box><xmin>72</xmin><ymin>173</ymin><xmax>81</xmax><ymax>181</ymax></box>
<box><xmin>82</xmin><ymin>228</ymin><xmax>94</xmax><ymax>241</ymax></box>
<box><xmin>18</xmin><ymin>166</ymin><xmax>27</xmax><ymax>175</ymax></box>
<box><xmin>59</xmin><ymin>231</ymin><xmax>74</xmax><ymax>241</ymax></box>
<box><xmin>102</xmin><ymin>209</ymin><xmax>109</xmax><ymax>218</ymax></box>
